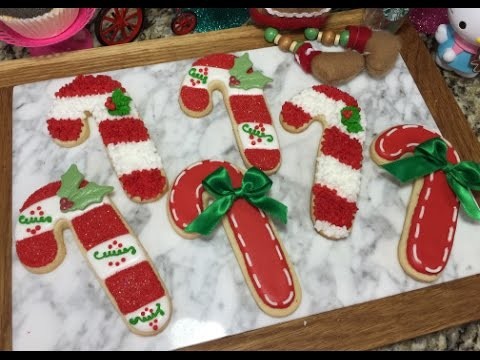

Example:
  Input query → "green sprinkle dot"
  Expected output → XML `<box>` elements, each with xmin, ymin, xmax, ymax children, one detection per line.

<box><xmin>264</xmin><ymin>27</ymin><xmax>279</xmax><ymax>43</ymax></box>
<box><xmin>339</xmin><ymin>30</ymin><xmax>350</xmax><ymax>47</ymax></box>
<box><xmin>304</xmin><ymin>28</ymin><xmax>319</xmax><ymax>41</ymax></box>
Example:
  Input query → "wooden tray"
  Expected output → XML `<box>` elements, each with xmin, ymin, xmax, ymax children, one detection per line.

<box><xmin>2</xmin><ymin>9</ymin><xmax>480</xmax><ymax>350</ymax></box>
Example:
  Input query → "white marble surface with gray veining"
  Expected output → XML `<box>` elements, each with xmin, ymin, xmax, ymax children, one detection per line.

<box><xmin>11</xmin><ymin>45</ymin><xmax>480</xmax><ymax>350</ymax></box>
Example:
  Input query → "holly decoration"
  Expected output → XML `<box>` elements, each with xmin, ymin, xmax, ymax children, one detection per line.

<box><xmin>229</xmin><ymin>53</ymin><xmax>272</xmax><ymax>90</ymax></box>
<box><xmin>340</xmin><ymin>106</ymin><xmax>363</xmax><ymax>134</ymax></box>
<box><xmin>105</xmin><ymin>88</ymin><xmax>132</xmax><ymax>116</ymax></box>
<box><xmin>57</xmin><ymin>165</ymin><xmax>114</xmax><ymax>212</ymax></box>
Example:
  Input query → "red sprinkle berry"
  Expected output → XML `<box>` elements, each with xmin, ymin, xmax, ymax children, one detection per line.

<box><xmin>39</xmin><ymin>211</ymin><xmax>44</xmax><ymax>216</ymax></box>
<box><xmin>113</xmin><ymin>240</ymin><xmax>117</xmax><ymax>245</ymax></box>
<box><xmin>59</xmin><ymin>197</ymin><xmax>74</xmax><ymax>211</ymax></box>
<box><xmin>30</xmin><ymin>210</ymin><xmax>35</xmax><ymax>215</ymax></box>
<box><xmin>153</xmin><ymin>325</ymin><xmax>158</xmax><ymax>331</ymax></box>
<box><xmin>37</xmin><ymin>206</ymin><xmax>41</xmax><ymax>210</ymax></box>
<box><xmin>141</xmin><ymin>311</ymin><xmax>145</xmax><ymax>316</ymax></box>
<box><xmin>30</xmin><ymin>230</ymin><xmax>36</xmax><ymax>235</ymax></box>
<box><xmin>247</xmin><ymin>67</ymin><xmax>254</xmax><ymax>74</ymax></box>
<box><xmin>35</xmin><ymin>225</ymin><xmax>41</xmax><ymax>230</ymax></box>
<box><xmin>108</xmin><ymin>262</ymin><xmax>113</xmax><ymax>266</ymax></box>
<box><xmin>118</xmin><ymin>243</ymin><xmax>123</xmax><ymax>248</ymax></box>
<box><xmin>342</xmin><ymin>110</ymin><xmax>353</xmax><ymax>119</ymax></box>
<box><xmin>121</xmin><ymin>257</ymin><xmax>126</xmax><ymax>262</ymax></box>
<box><xmin>258</xmin><ymin>138</ymin><xmax>262</xmax><ymax>143</ymax></box>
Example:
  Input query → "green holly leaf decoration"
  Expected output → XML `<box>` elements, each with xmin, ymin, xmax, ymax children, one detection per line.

<box><xmin>57</xmin><ymin>164</ymin><xmax>114</xmax><ymax>213</ymax></box>
<box><xmin>57</xmin><ymin>164</ymin><xmax>84</xmax><ymax>198</ymax></box>
<box><xmin>108</xmin><ymin>88</ymin><xmax>132</xmax><ymax>116</ymax></box>
<box><xmin>229</xmin><ymin>53</ymin><xmax>273</xmax><ymax>90</ymax></box>
<box><xmin>340</xmin><ymin>106</ymin><xmax>363</xmax><ymax>134</ymax></box>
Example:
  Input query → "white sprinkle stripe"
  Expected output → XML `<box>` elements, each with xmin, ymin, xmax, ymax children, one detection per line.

<box><xmin>429</xmin><ymin>173</ymin><xmax>434</xmax><ymax>182</ymax></box>
<box><xmin>252</xmin><ymin>274</ymin><xmax>262</xmax><ymax>289</ymax></box>
<box><xmin>275</xmin><ymin>245</ymin><xmax>283</xmax><ymax>261</ymax></box>
<box><xmin>237</xmin><ymin>233</ymin><xmax>246</xmax><ymax>248</ymax></box>
<box><xmin>182</xmin><ymin>222</ymin><xmax>188</xmax><ymax>228</ymax></box>
<box><xmin>425</xmin><ymin>266</ymin><xmax>443</xmax><ymax>274</ymax></box>
<box><xmin>452</xmin><ymin>206</ymin><xmax>458</xmax><ymax>222</ymax></box>
<box><xmin>419</xmin><ymin>206</ymin><xmax>425</xmax><ymax>220</ymax></box>
<box><xmin>407</xmin><ymin>142</ymin><xmax>419</xmax><ymax>148</ymax></box>
<box><xmin>424</xmin><ymin>187</ymin><xmax>431</xmax><ymax>201</ymax></box>
<box><xmin>414</xmin><ymin>223</ymin><xmax>420</xmax><ymax>239</ymax></box>
<box><xmin>195</xmin><ymin>204</ymin><xmax>202</xmax><ymax>215</ymax></box>
<box><xmin>172</xmin><ymin>208</ymin><xmax>179</xmax><ymax>222</ymax></box>
<box><xmin>259</xmin><ymin>211</ymin><xmax>266</xmax><ymax>218</ymax></box>
<box><xmin>245</xmin><ymin>252</ymin><xmax>253</xmax><ymax>267</ymax></box>
<box><xmin>265</xmin><ymin>223</ymin><xmax>275</xmax><ymax>240</ymax></box>
<box><xmin>412</xmin><ymin>244</ymin><xmax>422</xmax><ymax>264</ymax></box>
<box><xmin>186</xmin><ymin>162</ymin><xmax>202</xmax><ymax>171</ymax></box>
<box><xmin>263</xmin><ymin>294</ymin><xmax>278</xmax><ymax>306</ymax></box>
<box><xmin>390</xmin><ymin>149</ymin><xmax>403</xmax><ymax>157</ymax></box>
<box><xmin>230</xmin><ymin>214</ymin><xmax>239</xmax><ymax>229</ymax></box>
<box><xmin>107</xmin><ymin>140</ymin><xmax>163</xmax><ymax>176</ymax></box>
<box><xmin>386</xmin><ymin>128</ymin><xmax>398</xmax><ymax>137</ymax></box>
<box><xmin>195</xmin><ymin>184</ymin><xmax>202</xmax><ymax>199</ymax></box>
<box><xmin>282</xmin><ymin>291</ymin><xmax>294</xmax><ymax>305</ymax></box>
<box><xmin>447</xmin><ymin>226</ymin><xmax>454</xmax><ymax>242</ymax></box>
<box><xmin>402</xmin><ymin>125</ymin><xmax>420</xmax><ymax>129</ymax></box>
<box><xmin>379</xmin><ymin>138</ymin><xmax>386</xmax><ymax>153</ymax></box>
<box><xmin>442</xmin><ymin>247</ymin><xmax>450</xmax><ymax>263</ymax></box>
<box><xmin>174</xmin><ymin>170</ymin><xmax>186</xmax><ymax>187</ymax></box>
<box><xmin>283</xmin><ymin>268</ymin><xmax>292</xmax><ymax>286</ymax></box>
<box><xmin>170</xmin><ymin>189</ymin><xmax>175</xmax><ymax>203</ymax></box>
<box><xmin>453</xmin><ymin>150</ymin><xmax>461</xmax><ymax>163</ymax></box>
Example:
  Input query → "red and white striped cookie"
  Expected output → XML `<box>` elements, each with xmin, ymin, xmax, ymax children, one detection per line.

<box><xmin>15</xmin><ymin>170</ymin><xmax>172</xmax><ymax>335</ymax></box>
<box><xmin>46</xmin><ymin>74</ymin><xmax>167</xmax><ymax>203</ymax></box>
<box><xmin>179</xmin><ymin>53</ymin><xmax>282</xmax><ymax>174</ymax></box>
<box><xmin>280</xmin><ymin>85</ymin><xmax>366</xmax><ymax>239</ymax></box>
<box><xmin>167</xmin><ymin>160</ymin><xmax>301</xmax><ymax>317</ymax></box>
<box><xmin>370</xmin><ymin>125</ymin><xmax>460</xmax><ymax>282</ymax></box>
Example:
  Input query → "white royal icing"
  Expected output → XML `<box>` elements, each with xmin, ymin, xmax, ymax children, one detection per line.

<box><xmin>314</xmin><ymin>220</ymin><xmax>350</xmax><ymax>238</ymax></box>
<box><xmin>86</xmin><ymin>233</ymin><xmax>147</xmax><ymax>280</ymax></box>
<box><xmin>237</xmin><ymin>122</ymin><xmax>279</xmax><ymax>150</ymax></box>
<box><xmin>107</xmin><ymin>140</ymin><xmax>163</xmax><ymax>176</ymax></box>
<box><xmin>124</xmin><ymin>296</ymin><xmax>171</xmax><ymax>333</ymax></box>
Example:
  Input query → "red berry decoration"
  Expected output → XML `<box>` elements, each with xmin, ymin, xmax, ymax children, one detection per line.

<box><xmin>105</xmin><ymin>97</ymin><xmax>116</xmax><ymax>111</ymax></box>
<box><xmin>59</xmin><ymin>197</ymin><xmax>74</xmax><ymax>211</ymax></box>
<box><xmin>247</xmin><ymin>67</ymin><xmax>254</xmax><ymax>74</ymax></box>
<box><xmin>342</xmin><ymin>109</ymin><xmax>353</xmax><ymax>119</ymax></box>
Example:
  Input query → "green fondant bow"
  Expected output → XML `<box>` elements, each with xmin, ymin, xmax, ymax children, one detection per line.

<box><xmin>185</xmin><ymin>167</ymin><xmax>288</xmax><ymax>235</ymax></box>
<box><xmin>382</xmin><ymin>137</ymin><xmax>480</xmax><ymax>220</ymax></box>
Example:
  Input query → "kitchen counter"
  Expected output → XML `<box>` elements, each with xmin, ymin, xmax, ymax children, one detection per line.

<box><xmin>1</xmin><ymin>8</ymin><xmax>479</xmax><ymax>351</ymax></box>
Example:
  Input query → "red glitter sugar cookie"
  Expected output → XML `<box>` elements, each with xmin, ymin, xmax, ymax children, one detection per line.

<box><xmin>179</xmin><ymin>52</ymin><xmax>282</xmax><ymax>174</ymax></box>
<box><xmin>14</xmin><ymin>165</ymin><xmax>172</xmax><ymax>335</ymax></box>
<box><xmin>46</xmin><ymin>74</ymin><xmax>168</xmax><ymax>203</ymax></box>
<box><xmin>280</xmin><ymin>85</ymin><xmax>366</xmax><ymax>239</ymax></box>
<box><xmin>371</xmin><ymin>125</ymin><xmax>472</xmax><ymax>282</ymax></box>
<box><xmin>168</xmin><ymin>160</ymin><xmax>301</xmax><ymax>317</ymax></box>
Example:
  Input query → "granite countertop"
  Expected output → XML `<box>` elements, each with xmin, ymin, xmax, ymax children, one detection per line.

<box><xmin>1</xmin><ymin>8</ymin><xmax>480</xmax><ymax>351</ymax></box>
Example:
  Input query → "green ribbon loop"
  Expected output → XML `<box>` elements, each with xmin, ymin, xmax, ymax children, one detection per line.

<box><xmin>184</xmin><ymin>167</ymin><xmax>288</xmax><ymax>235</ymax></box>
<box><xmin>381</xmin><ymin>137</ymin><xmax>480</xmax><ymax>220</ymax></box>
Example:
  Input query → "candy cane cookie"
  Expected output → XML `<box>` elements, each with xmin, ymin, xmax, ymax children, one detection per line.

<box><xmin>280</xmin><ymin>85</ymin><xmax>365</xmax><ymax>239</ymax></box>
<box><xmin>167</xmin><ymin>160</ymin><xmax>301</xmax><ymax>317</ymax></box>
<box><xmin>179</xmin><ymin>52</ymin><xmax>282</xmax><ymax>174</ymax></box>
<box><xmin>370</xmin><ymin>125</ymin><xmax>461</xmax><ymax>282</ymax></box>
<box><xmin>46</xmin><ymin>74</ymin><xmax>167</xmax><ymax>203</ymax></box>
<box><xmin>15</xmin><ymin>165</ymin><xmax>172</xmax><ymax>335</ymax></box>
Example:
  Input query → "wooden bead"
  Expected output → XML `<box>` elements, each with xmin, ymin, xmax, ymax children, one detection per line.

<box><xmin>278</xmin><ymin>36</ymin><xmax>294</xmax><ymax>51</ymax></box>
<box><xmin>321</xmin><ymin>30</ymin><xmax>336</xmax><ymax>46</ymax></box>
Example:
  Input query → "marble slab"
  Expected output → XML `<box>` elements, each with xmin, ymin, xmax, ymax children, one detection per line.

<box><xmin>11</xmin><ymin>45</ymin><xmax>480</xmax><ymax>350</ymax></box>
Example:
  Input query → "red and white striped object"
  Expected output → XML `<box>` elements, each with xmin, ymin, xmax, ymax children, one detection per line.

<box><xmin>179</xmin><ymin>53</ymin><xmax>282</xmax><ymax>174</ymax></box>
<box><xmin>168</xmin><ymin>160</ymin><xmax>301</xmax><ymax>317</ymax></box>
<box><xmin>46</xmin><ymin>74</ymin><xmax>167</xmax><ymax>203</ymax></box>
<box><xmin>371</xmin><ymin>125</ymin><xmax>460</xmax><ymax>282</ymax></box>
<box><xmin>280</xmin><ymin>85</ymin><xmax>366</xmax><ymax>239</ymax></box>
<box><xmin>15</xmin><ymin>179</ymin><xmax>172</xmax><ymax>335</ymax></box>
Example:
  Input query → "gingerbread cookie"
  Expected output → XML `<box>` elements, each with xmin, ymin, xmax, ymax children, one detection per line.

<box><xmin>167</xmin><ymin>160</ymin><xmax>301</xmax><ymax>317</ymax></box>
<box><xmin>46</xmin><ymin>74</ymin><xmax>167</xmax><ymax>203</ymax></box>
<box><xmin>15</xmin><ymin>165</ymin><xmax>172</xmax><ymax>335</ymax></box>
<box><xmin>179</xmin><ymin>53</ymin><xmax>282</xmax><ymax>174</ymax></box>
<box><xmin>371</xmin><ymin>125</ymin><xmax>463</xmax><ymax>282</ymax></box>
<box><xmin>280</xmin><ymin>85</ymin><xmax>365</xmax><ymax>239</ymax></box>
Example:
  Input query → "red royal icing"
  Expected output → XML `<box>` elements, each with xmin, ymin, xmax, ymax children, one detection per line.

<box><xmin>374</xmin><ymin>125</ymin><xmax>460</xmax><ymax>277</ymax></box>
<box><xmin>244</xmin><ymin>149</ymin><xmax>281</xmax><ymax>172</ymax></box>
<box><xmin>312</xmin><ymin>184</ymin><xmax>358</xmax><ymax>228</ymax></box>
<box><xmin>180</xmin><ymin>86</ymin><xmax>210</xmax><ymax>112</ymax></box>
<box><xmin>312</xmin><ymin>85</ymin><xmax>358</xmax><ymax>107</ymax></box>
<box><xmin>20</xmin><ymin>181</ymin><xmax>61</xmax><ymax>212</ymax></box>
<box><xmin>47</xmin><ymin>119</ymin><xmax>84</xmax><ymax>142</ymax></box>
<box><xmin>321</xmin><ymin>127</ymin><xmax>363</xmax><ymax>170</ymax></box>
<box><xmin>169</xmin><ymin>160</ymin><xmax>296</xmax><ymax>309</ymax></box>
<box><xmin>98</xmin><ymin>118</ymin><xmax>150</xmax><ymax>146</ymax></box>
<box><xmin>55</xmin><ymin>74</ymin><xmax>124</xmax><ymax>98</ymax></box>
<box><xmin>119</xmin><ymin>169</ymin><xmax>167</xmax><ymax>201</ymax></box>
<box><xmin>105</xmin><ymin>261</ymin><xmax>165</xmax><ymax>314</ymax></box>
<box><xmin>281</xmin><ymin>102</ymin><xmax>312</xmax><ymax>129</ymax></box>
<box><xmin>71</xmin><ymin>204</ymin><xmax>129</xmax><ymax>251</ymax></box>
<box><xmin>16</xmin><ymin>230</ymin><xmax>58</xmax><ymax>268</ymax></box>
<box><xmin>192</xmin><ymin>53</ymin><xmax>236</xmax><ymax>69</ymax></box>
<box><xmin>229</xmin><ymin>95</ymin><xmax>273</xmax><ymax>125</ymax></box>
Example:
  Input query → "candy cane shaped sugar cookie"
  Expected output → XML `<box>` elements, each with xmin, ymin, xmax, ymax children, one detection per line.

<box><xmin>371</xmin><ymin>125</ymin><xmax>461</xmax><ymax>282</ymax></box>
<box><xmin>168</xmin><ymin>160</ymin><xmax>301</xmax><ymax>317</ymax></box>
<box><xmin>280</xmin><ymin>85</ymin><xmax>365</xmax><ymax>239</ymax></box>
<box><xmin>15</xmin><ymin>165</ymin><xmax>172</xmax><ymax>335</ymax></box>
<box><xmin>179</xmin><ymin>53</ymin><xmax>282</xmax><ymax>174</ymax></box>
<box><xmin>46</xmin><ymin>74</ymin><xmax>167</xmax><ymax>203</ymax></box>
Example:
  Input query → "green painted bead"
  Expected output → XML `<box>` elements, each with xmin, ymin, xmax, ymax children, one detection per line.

<box><xmin>264</xmin><ymin>27</ymin><xmax>279</xmax><ymax>43</ymax></box>
<box><xmin>304</xmin><ymin>28</ymin><xmax>319</xmax><ymax>40</ymax></box>
<box><xmin>339</xmin><ymin>30</ymin><xmax>350</xmax><ymax>47</ymax></box>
